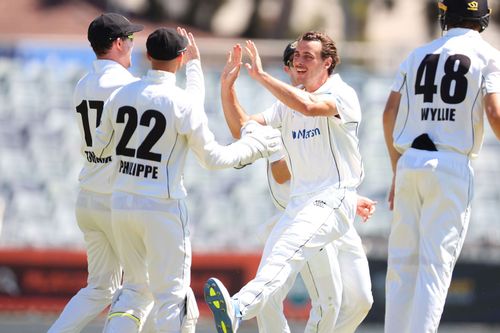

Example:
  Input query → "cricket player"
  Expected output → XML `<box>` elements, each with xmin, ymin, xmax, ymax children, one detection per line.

<box><xmin>204</xmin><ymin>31</ymin><xmax>367</xmax><ymax>333</ymax></box>
<box><xmin>383</xmin><ymin>0</ymin><xmax>500</xmax><ymax>332</ymax></box>
<box><xmin>48</xmin><ymin>13</ymin><xmax>143</xmax><ymax>333</ymax></box>
<box><xmin>90</xmin><ymin>27</ymin><xmax>281</xmax><ymax>333</ymax></box>
<box><xmin>253</xmin><ymin>41</ymin><xmax>374</xmax><ymax>333</ymax></box>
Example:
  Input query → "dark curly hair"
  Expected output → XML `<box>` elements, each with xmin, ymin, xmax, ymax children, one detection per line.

<box><xmin>298</xmin><ymin>31</ymin><xmax>340</xmax><ymax>75</ymax></box>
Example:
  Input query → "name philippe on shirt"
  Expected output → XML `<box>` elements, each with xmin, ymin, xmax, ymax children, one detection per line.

<box><xmin>119</xmin><ymin>160</ymin><xmax>158</xmax><ymax>179</ymax></box>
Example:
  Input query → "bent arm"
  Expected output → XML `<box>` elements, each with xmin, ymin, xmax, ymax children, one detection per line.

<box><xmin>221</xmin><ymin>44</ymin><xmax>266</xmax><ymax>138</ymax></box>
<box><xmin>255</xmin><ymin>72</ymin><xmax>337</xmax><ymax>117</ymax></box>
<box><xmin>244</xmin><ymin>40</ymin><xmax>337</xmax><ymax>117</ymax></box>
<box><xmin>382</xmin><ymin>91</ymin><xmax>402</xmax><ymax>211</ymax></box>
<box><xmin>270</xmin><ymin>159</ymin><xmax>291</xmax><ymax>184</ymax></box>
<box><xmin>186</xmin><ymin>105</ymin><xmax>279</xmax><ymax>170</ymax></box>
<box><xmin>485</xmin><ymin>92</ymin><xmax>500</xmax><ymax>140</ymax></box>
<box><xmin>221</xmin><ymin>85</ymin><xmax>265</xmax><ymax>139</ymax></box>
<box><xmin>382</xmin><ymin>91</ymin><xmax>402</xmax><ymax>174</ymax></box>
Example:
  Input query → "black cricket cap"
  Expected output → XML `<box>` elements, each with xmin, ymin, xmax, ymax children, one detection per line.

<box><xmin>146</xmin><ymin>28</ymin><xmax>188</xmax><ymax>61</ymax></box>
<box><xmin>439</xmin><ymin>0</ymin><xmax>489</xmax><ymax>19</ymax></box>
<box><xmin>88</xmin><ymin>13</ymin><xmax>143</xmax><ymax>46</ymax></box>
<box><xmin>439</xmin><ymin>0</ymin><xmax>491</xmax><ymax>32</ymax></box>
<box><xmin>282</xmin><ymin>41</ymin><xmax>296</xmax><ymax>66</ymax></box>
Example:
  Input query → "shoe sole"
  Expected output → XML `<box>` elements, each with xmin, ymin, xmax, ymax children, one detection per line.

<box><xmin>203</xmin><ymin>278</ymin><xmax>234</xmax><ymax>333</ymax></box>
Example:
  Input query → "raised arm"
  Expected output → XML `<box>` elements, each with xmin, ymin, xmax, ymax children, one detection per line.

<box><xmin>221</xmin><ymin>44</ymin><xmax>265</xmax><ymax>139</ymax></box>
<box><xmin>244</xmin><ymin>40</ymin><xmax>337</xmax><ymax>117</ymax></box>
<box><xmin>177</xmin><ymin>27</ymin><xmax>205</xmax><ymax>102</ymax></box>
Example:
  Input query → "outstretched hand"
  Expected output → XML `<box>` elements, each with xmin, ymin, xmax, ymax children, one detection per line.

<box><xmin>221</xmin><ymin>44</ymin><xmax>242</xmax><ymax>88</ymax></box>
<box><xmin>177</xmin><ymin>27</ymin><xmax>199</xmax><ymax>65</ymax></box>
<box><xmin>244</xmin><ymin>40</ymin><xmax>265</xmax><ymax>81</ymax></box>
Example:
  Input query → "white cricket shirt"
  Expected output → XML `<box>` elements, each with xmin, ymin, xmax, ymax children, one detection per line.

<box><xmin>391</xmin><ymin>28</ymin><xmax>500</xmax><ymax>158</ymax></box>
<box><xmin>74</xmin><ymin>60</ymin><xmax>139</xmax><ymax>194</ymax></box>
<box><xmin>94</xmin><ymin>60</ymin><xmax>248</xmax><ymax>199</ymax></box>
<box><xmin>262</xmin><ymin>74</ymin><xmax>364</xmax><ymax>197</ymax></box>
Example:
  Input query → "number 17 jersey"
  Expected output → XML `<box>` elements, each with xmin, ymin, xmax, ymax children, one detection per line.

<box><xmin>391</xmin><ymin>28</ymin><xmax>500</xmax><ymax>159</ymax></box>
<box><xmin>74</xmin><ymin>60</ymin><xmax>139</xmax><ymax>194</ymax></box>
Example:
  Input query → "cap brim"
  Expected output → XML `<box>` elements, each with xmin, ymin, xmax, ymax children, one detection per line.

<box><xmin>127</xmin><ymin>23</ymin><xmax>144</xmax><ymax>34</ymax></box>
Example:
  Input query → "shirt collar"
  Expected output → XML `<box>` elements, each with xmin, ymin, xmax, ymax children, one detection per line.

<box><xmin>312</xmin><ymin>73</ymin><xmax>340</xmax><ymax>95</ymax></box>
<box><xmin>145</xmin><ymin>69</ymin><xmax>176</xmax><ymax>84</ymax></box>
<box><xmin>444</xmin><ymin>27</ymin><xmax>481</xmax><ymax>39</ymax></box>
<box><xmin>92</xmin><ymin>59</ymin><xmax>125</xmax><ymax>73</ymax></box>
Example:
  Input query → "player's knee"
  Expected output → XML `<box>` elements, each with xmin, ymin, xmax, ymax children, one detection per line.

<box><xmin>349</xmin><ymin>290</ymin><xmax>374</xmax><ymax>319</ymax></box>
<box><xmin>313</xmin><ymin>295</ymin><xmax>342</xmax><ymax>317</ymax></box>
<box><xmin>78</xmin><ymin>284</ymin><xmax>115</xmax><ymax>303</ymax></box>
<box><xmin>359</xmin><ymin>293</ymin><xmax>374</xmax><ymax>317</ymax></box>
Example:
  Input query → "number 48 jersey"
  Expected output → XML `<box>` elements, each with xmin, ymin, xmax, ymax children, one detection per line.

<box><xmin>73</xmin><ymin>60</ymin><xmax>139</xmax><ymax>194</ymax></box>
<box><xmin>391</xmin><ymin>28</ymin><xmax>500</xmax><ymax>159</ymax></box>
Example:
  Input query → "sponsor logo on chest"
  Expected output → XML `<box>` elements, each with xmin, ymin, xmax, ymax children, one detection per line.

<box><xmin>291</xmin><ymin>127</ymin><xmax>321</xmax><ymax>139</ymax></box>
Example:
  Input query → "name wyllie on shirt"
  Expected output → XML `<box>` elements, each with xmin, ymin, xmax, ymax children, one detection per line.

<box><xmin>119</xmin><ymin>160</ymin><xmax>158</xmax><ymax>179</ymax></box>
<box><xmin>421</xmin><ymin>108</ymin><xmax>456</xmax><ymax>121</ymax></box>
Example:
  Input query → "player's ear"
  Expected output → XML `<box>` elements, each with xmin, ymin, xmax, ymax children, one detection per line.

<box><xmin>323</xmin><ymin>56</ymin><xmax>333</xmax><ymax>70</ymax></box>
<box><xmin>115</xmin><ymin>37</ymin><xmax>126</xmax><ymax>52</ymax></box>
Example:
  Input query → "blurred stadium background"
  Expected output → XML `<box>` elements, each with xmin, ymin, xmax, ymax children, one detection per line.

<box><xmin>1</xmin><ymin>0</ymin><xmax>500</xmax><ymax>332</ymax></box>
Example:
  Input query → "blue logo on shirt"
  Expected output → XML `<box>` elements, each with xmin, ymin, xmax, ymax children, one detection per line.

<box><xmin>292</xmin><ymin>128</ymin><xmax>321</xmax><ymax>139</ymax></box>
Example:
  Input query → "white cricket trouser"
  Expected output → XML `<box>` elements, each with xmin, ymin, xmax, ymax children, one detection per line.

<box><xmin>48</xmin><ymin>190</ymin><xmax>121</xmax><ymax>333</ymax></box>
<box><xmin>235</xmin><ymin>187</ymin><xmax>357</xmax><ymax>321</ymax></box>
<box><xmin>332</xmin><ymin>225</ymin><xmax>373</xmax><ymax>333</ymax></box>
<box><xmin>385</xmin><ymin>149</ymin><xmax>473</xmax><ymax>333</ymax></box>
<box><xmin>105</xmin><ymin>191</ymin><xmax>191</xmax><ymax>333</ymax></box>
<box><xmin>257</xmin><ymin>223</ymin><xmax>372</xmax><ymax>333</ymax></box>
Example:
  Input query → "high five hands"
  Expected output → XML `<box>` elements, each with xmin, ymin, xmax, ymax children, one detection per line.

<box><xmin>221</xmin><ymin>44</ymin><xmax>243</xmax><ymax>88</ymax></box>
<box><xmin>243</xmin><ymin>40</ymin><xmax>265</xmax><ymax>81</ymax></box>
<box><xmin>177</xmin><ymin>27</ymin><xmax>199</xmax><ymax>64</ymax></box>
<box><xmin>222</xmin><ymin>40</ymin><xmax>266</xmax><ymax>88</ymax></box>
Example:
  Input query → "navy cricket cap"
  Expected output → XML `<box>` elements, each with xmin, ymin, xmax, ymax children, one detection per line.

<box><xmin>146</xmin><ymin>28</ymin><xmax>188</xmax><ymax>61</ymax></box>
<box><xmin>282</xmin><ymin>41</ymin><xmax>296</xmax><ymax>66</ymax></box>
<box><xmin>88</xmin><ymin>13</ymin><xmax>143</xmax><ymax>46</ymax></box>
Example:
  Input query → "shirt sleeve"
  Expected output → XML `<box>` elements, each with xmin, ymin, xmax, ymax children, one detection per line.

<box><xmin>334</xmin><ymin>90</ymin><xmax>362</xmax><ymax>124</ymax></box>
<box><xmin>185</xmin><ymin>59</ymin><xmax>205</xmax><ymax>104</ymax></box>
<box><xmin>314</xmin><ymin>85</ymin><xmax>361</xmax><ymax>124</ymax></box>
<box><xmin>391</xmin><ymin>56</ymin><xmax>409</xmax><ymax>93</ymax></box>
<box><xmin>261</xmin><ymin>101</ymin><xmax>283</xmax><ymax>129</ymax></box>
<box><xmin>175</xmin><ymin>93</ymin><xmax>240</xmax><ymax>169</ymax></box>
<box><xmin>483</xmin><ymin>52</ymin><xmax>500</xmax><ymax>94</ymax></box>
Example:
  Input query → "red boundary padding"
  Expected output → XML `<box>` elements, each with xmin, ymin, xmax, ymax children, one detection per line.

<box><xmin>0</xmin><ymin>249</ymin><xmax>310</xmax><ymax>318</ymax></box>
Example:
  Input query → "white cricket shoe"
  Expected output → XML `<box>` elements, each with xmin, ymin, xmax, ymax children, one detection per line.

<box><xmin>204</xmin><ymin>277</ymin><xmax>240</xmax><ymax>333</ymax></box>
